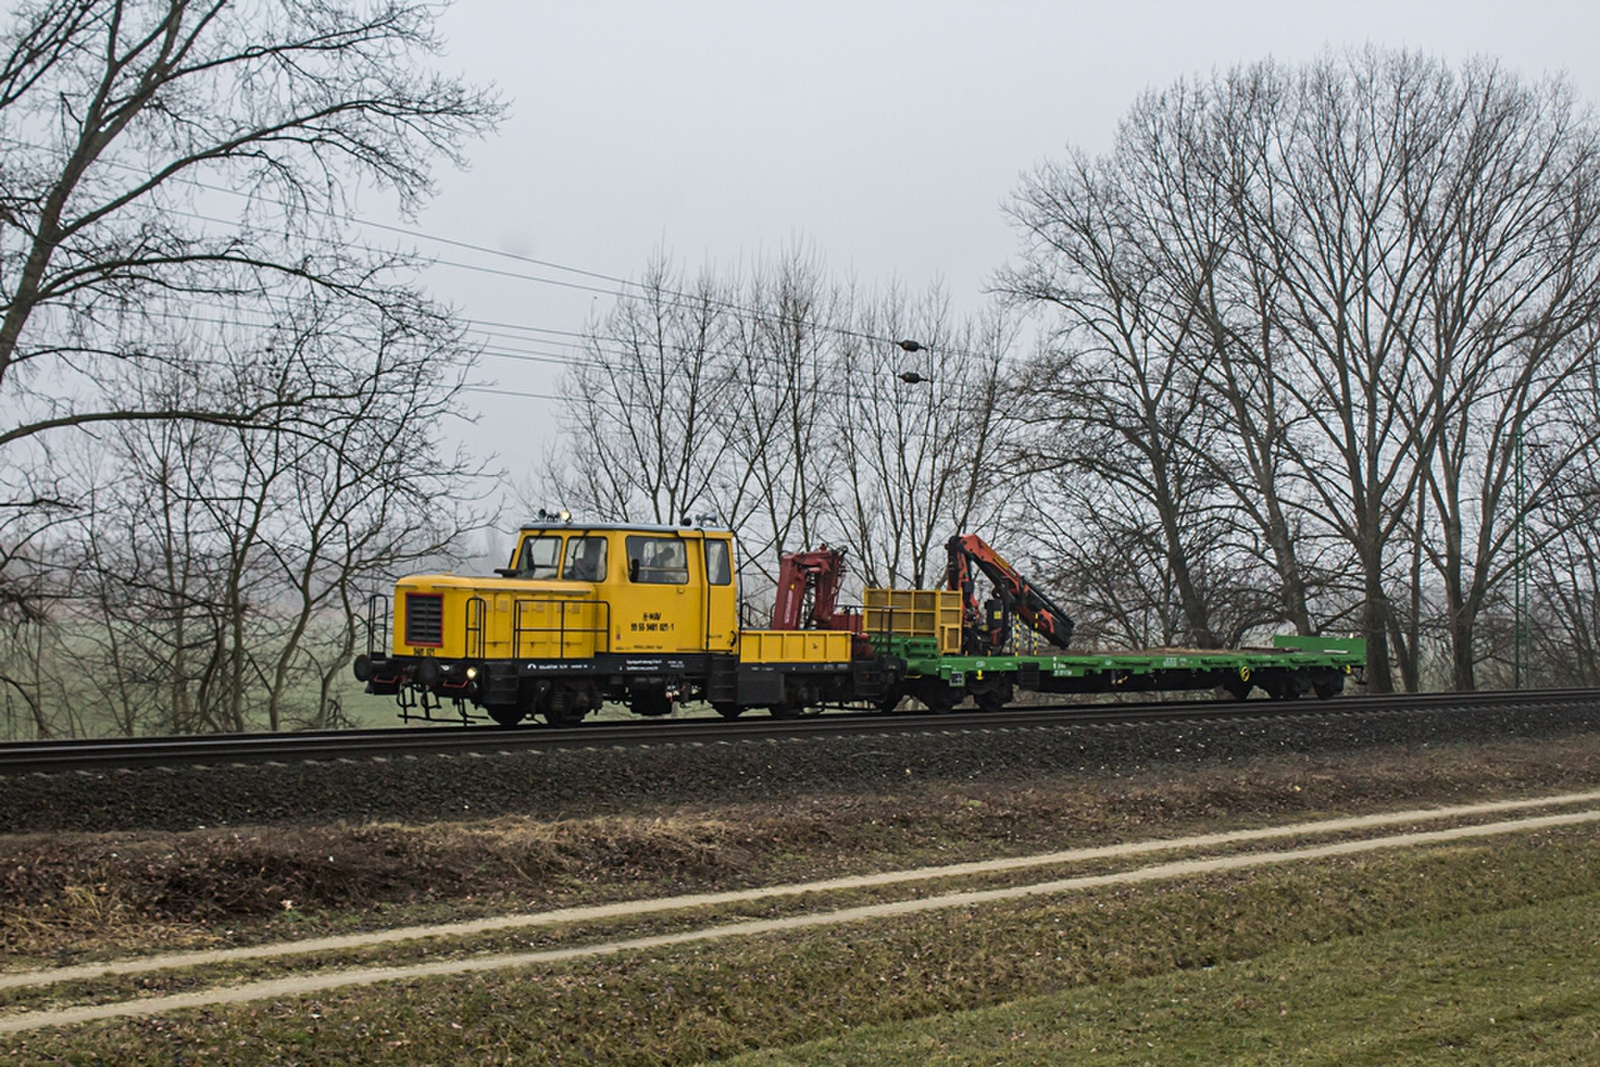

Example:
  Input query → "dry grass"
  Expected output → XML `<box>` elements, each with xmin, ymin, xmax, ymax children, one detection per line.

<box><xmin>7</xmin><ymin>826</ymin><xmax>1600</xmax><ymax>1064</ymax></box>
<box><xmin>7</xmin><ymin>733</ymin><xmax>1600</xmax><ymax>965</ymax></box>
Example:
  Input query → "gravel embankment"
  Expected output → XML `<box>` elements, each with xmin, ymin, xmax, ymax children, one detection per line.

<box><xmin>4</xmin><ymin>701</ymin><xmax>1599</xmax><ymax>834</ymax></box>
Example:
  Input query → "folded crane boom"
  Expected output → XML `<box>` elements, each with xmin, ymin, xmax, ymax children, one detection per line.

<box><xmin>945</xmin><ymin>533</ymin><xmax>1075</xmax><ymax>653</ymax></box>
<box><xmin>771</xmin><ymin>545</ymin><xmax>853</xmax><ymax>631</ymax></box>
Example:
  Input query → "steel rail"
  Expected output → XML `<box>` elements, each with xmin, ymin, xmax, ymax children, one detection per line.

<box><xmin>4</xmin><ymin>687</ymin><xmax>1599</xmax><ymax>775</ymax></box>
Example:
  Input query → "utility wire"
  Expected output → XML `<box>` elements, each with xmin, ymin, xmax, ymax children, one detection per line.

<box><xmin>59</xmin><ymin>292</ymin><xmax>971</xmax><ymax>400</ymax></box>
<box><xmin>22</xmin><ymin>152</ymin><xmax>993</xmax><ymax>362</ymax></box>
<box><xmin>141</xmin><ymin>201</ymin><xmax>978</xmax><ymax>379</ymax></box>
<box><xmin>71</xmin><ymin>299</ymin><xmax>980</xmax><ymax>430</ymax></box>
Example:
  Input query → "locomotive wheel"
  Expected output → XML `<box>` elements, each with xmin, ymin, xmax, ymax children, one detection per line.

<box><xmin>629</xmin><ymin>678</ymin><xmax>677</xmax><ymax>718</ymax></box>
<box><xmin>918</xmin><ymin>685</ymin><xmax>957</xmax><ymax>714</ymax></box>
<box><xmin>631</xmin><ymin>693</ymin><xmax>674</xmax><ymax>717</ymax></box>
<box><xmin>487</xmin><ymin>705</ymin><xmax>523</xmax><ymax>727</ymax></box>
<box><xmin>877</xmin><ymin>688</ymin><xmax>903</xmax><ymax>713</ymax></box>
<box><xmin>771</xmin><ymin>682</ymin><xmax>822</xmax><ymax>719</ymax></box>
<box><xmin>1313</xmin><ymin>677</ymin><xmax>1343</xmax><ymax>700</ymax></box>
<box><xmin>714</xmin><ymin>703</ymin><xmax>743</xmax><ymax>719</ymax></box>
<box><xmin>543</xmin><ymin>685</ymin><xmax>587</xmax><ymax>727</ymax></box>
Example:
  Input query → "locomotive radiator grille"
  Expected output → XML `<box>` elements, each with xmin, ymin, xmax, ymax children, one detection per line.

<box><xmin>404</xmin><ymin>593</ymin><xmax>445</xmax><ymax>647</ymax></box>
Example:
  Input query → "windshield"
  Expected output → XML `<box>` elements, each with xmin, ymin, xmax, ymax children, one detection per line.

<box><xmin>626</xmin><ymin>535</ymin><xmax>689</xmax><ymax>584</ymax></box>
<box><xmin>706</xmin><ymin>539</ymin><xmax>732</xmax><ymax>586</ymax></box>
<box><xmin>516</xmin><ymin>535</ymin><xmax>562</xmax><ymax>579</ymax></box>
<box><xmin>562</xmin><ymin>536</ymin><xmax>608</xmax><ymax>581</ymax></box>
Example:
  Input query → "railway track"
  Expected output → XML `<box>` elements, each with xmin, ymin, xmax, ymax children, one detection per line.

<box><xmin>5</xmin><ymin>687</ymin><xmax>1598</xmax><ymax>775</ymax></box>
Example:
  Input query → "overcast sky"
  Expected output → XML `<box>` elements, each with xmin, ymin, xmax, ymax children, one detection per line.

<box><xmin>395</xmin><ymin>1</ymin><xmax>1600</xmax><ymax>475</ymax></box>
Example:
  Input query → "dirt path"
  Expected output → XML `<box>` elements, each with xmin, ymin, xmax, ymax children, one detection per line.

<box><xmin>5</xmin><ymin>787</ymin><xmax>1600</xmax><ymax>1037</ymax></box>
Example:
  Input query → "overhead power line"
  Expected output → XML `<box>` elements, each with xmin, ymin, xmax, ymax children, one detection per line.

<box><xmin>30</xmin><ymin>152</ymin><xmax>996</xmax><ymax>362</ymax></box>
<box><xmin>45</xmin><ymin>288</ymin><xmax>994</xmax><ymax>421</ymax></box>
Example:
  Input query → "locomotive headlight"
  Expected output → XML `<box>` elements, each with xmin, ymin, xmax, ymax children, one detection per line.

<box><xmin>466</xmin><ymin>667</ymin><xmax>479</xmax><ymax>680</ymax></box>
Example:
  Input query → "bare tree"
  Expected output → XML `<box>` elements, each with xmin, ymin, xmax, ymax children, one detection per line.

<box><xmin>0</xmin><ymin>0</ymin><xmax>499</xmax><ymax>443</ymax></box>
<box><xmin>551</xmin><ymin>258</ymin><xmax>739</xmax><ymax>526</ymax></box>
<box><xmin>1403</xmin><ymin>80</ymin><xmax>1600</xmax><ymax>689</ymax></box>
<box><xmin>1001</xmin><ymin>148</ymin><xmax>1249</xmax><ymax>647</ymax></box>
<box><xmin>714</xmin><ymin>249</ymin><xmax>840</xmax><ymax>593</ymax></box>
<box><xmin>1003</xmin><ymin>48</ymin><xmax>1600</xmax><ymax>688</ymax></box>
<box><xmin>546</xmin><ymin>254</ymin><xmax>1018</xmax><ymax>605</ymax></box>
<box><xmin>1532</xmin><ymin>421</ymin><xmax>1600</xmax><ymax>686</ymax></box>
<box><xmin>246</xmin><ymin>290</ymin><xmax>490</xmax><ymax>730</ymax></box>
<box><xmin>2</xmin><ymin>275</ymin><xmax>485</xmax><ymax>738</ymax></box>
<box><xmin>0</xmin><ymin>0</ymin><xmax>501</xmax><ymax>731</ymax></box>
<box><xmin>832</xmin><ymin>287</ymin><xmax>1010</xmax><ymax>589</ymax></box>
<box><xmin>0</xmin><ymin>466</ymin><xmax>74</xmax><ymax>736</ymax></box>
<box><xmin>1128</xmin><ymin>71</ymin><xmax>1328</xmax><ymax>637</ymax></box>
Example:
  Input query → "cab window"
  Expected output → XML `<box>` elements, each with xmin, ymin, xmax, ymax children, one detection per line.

<box><xmin>626</xmin><ymin>535</ymin><xmax>689</xmax><ymax>584</ymax></box>
<box><xmin>562</xmin><ymin>536</ymin><xmax>608</xmax><ymax>581</ymax></box>
<box><xmin>516</xmin><ymin>535</ymin><xmax>562</xmax><ymax>579</ymax></box>
<box><xmin>706</xmin><ymin>540</ymin><xmax>732</xmax><ymax>586</ymax></box>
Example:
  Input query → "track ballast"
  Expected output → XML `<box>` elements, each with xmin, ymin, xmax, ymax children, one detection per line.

<box><xmin>5</xmin><ymin>687</ymin><xmax>1599</xmax><ymax>775</ymax></box>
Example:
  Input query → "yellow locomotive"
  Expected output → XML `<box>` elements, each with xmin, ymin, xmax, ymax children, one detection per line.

<box><xmin>354</xmin><ymin>519</ymin><xmax>864</xmax><ymax>725</ymax></box>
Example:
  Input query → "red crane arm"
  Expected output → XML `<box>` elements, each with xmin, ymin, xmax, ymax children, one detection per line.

<box><xmin>770</xmin><ymin>546</ymin><xmax>848</xmax><ymax>630</ymax></box>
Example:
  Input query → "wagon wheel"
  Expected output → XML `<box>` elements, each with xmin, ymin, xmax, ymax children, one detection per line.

<box><xmin>1220</xmin><ymin>677</ymin><xmax>1252</xmax><ymax>702</ymax></box>
<box><xmin>917</xmin><ymin>683</ymin><xmax>957</xmax><ymax>714</ymax></box>
<box><xmin>974</xmin><ymin>682</ymin><xmax>1013</xmax><ymax>713</ymax></box>
<box><xmin>1261</xmin><ymin>674</ymin><xmax>1300</xmax><ymax>702</ymax></box>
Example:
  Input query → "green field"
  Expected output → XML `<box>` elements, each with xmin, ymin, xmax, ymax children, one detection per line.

<box><xmin>728</xmin><ymin>888</ymin><xmax>1600</xmax><ymax>1065</ymax></box>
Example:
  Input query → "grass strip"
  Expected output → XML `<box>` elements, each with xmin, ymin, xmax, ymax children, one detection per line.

<box><xmin>727</xmin><ymin>888</ymin><xmax>1600</xmax><ymax>1065</ymax></box>
<box><xmin>9</xmin><ymin>786</ymin><xmax>1599</xmax><ymax>997</ymax></box>
<box><xmin>5</xmin><ymin>825</ymin><xmax>1600</xmax><ymax>1063</ymax></box>
<box><xmin>6</xmin><ymin>805</ymin><xmax>1600</xmax><ymax>1024</ymax></box>
<box><xmin>11</xmin><ymin>737</ymin><xmax>1600</xmax><ymax>967</ymax></box>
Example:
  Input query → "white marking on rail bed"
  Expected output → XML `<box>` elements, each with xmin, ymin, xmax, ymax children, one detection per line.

<box><xmin>4</xmin><ymin>788</ymin><xmax>1600</xmax><ymax>1035</ymax></box>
